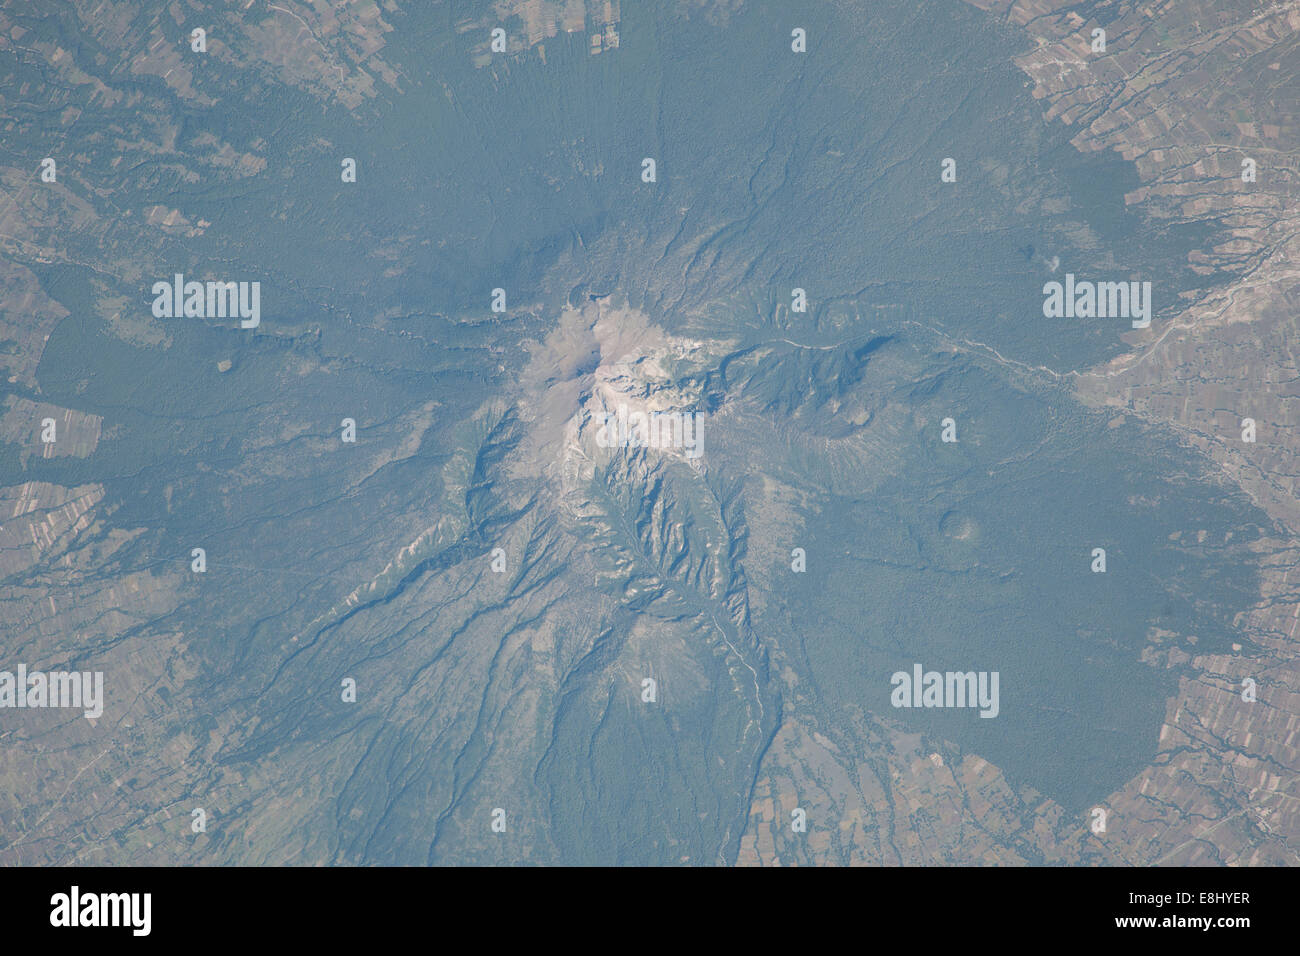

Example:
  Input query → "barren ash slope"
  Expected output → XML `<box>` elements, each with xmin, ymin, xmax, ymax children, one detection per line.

<box><xmin>0</xmin><ymin>0</ymin><xmax>1293</xmax><ymax>867</ymax></box>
